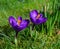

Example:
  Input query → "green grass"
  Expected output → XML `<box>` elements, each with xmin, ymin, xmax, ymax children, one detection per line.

<box><xmin>0</xmin><ymin>0</ymin><xmax>60</xmax><ymax>49</ymax></box>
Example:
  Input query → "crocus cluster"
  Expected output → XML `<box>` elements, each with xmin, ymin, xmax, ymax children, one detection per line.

<box><xmin>9</xmin><ymin>10</ymin><xmax>47</xmax><ymax>37</ymax></box>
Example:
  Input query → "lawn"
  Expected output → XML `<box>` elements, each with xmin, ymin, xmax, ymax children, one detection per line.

<box><xmin>0</xmin><ymin>0</ymin><xmax>60</xmax><ymax>49</ymax></box>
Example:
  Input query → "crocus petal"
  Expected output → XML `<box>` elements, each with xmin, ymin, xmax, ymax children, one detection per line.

<box><xmin>30</xmin><ymin>10</ymin><xmax>38</xmax><ymax>21</ymax></box>
<box><xmin>30</xmin><ymin>10</ymin><xmax>38</xmax><ymax>24</ymax></box>
<box><xmin>40</xmin><ymin>17</ymin><xmax>47</xmax><ymax>23</ymax></box>
<box><xmin>18</xmin><ymin>16</ymin><xmax>22</xmax><ymax>20</ymax></box>
<box><xmin>40</xmin><ymin>13</ymin><xmax>43</xmax><ymax>18</ymax></box>
<box><xmin>9</xmin><ymin>16</ymin><xmax>17</xmax><ymax>27</ymax></box>
<box><xmin>19</xmin><ymin>19</ymin><xmax>30</xmax><ymax>31</ymax></box>
<box><xmin>36</xmin><ymin>17</ymin><xmax>47</xmax><ymax>24</ymax></box>
<box><xmin>30</xmin><ymin>10</ymin><xmax>38</xmax><ymax>18</ymax></box>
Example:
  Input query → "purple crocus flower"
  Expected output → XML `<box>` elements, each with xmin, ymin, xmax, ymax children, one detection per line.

<box><xmin>9</xmin><ymin>16</ymin><xmax>30</xmax><ymax>36</ymax></box>
<box><xmin>30</xmin><ymin>10</ymin><xmax>47</xmax><ymax>24</ymax></box>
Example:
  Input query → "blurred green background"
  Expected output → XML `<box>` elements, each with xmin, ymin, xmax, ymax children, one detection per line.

<box><xmin>0</xmin><ymin>0</ymin><xmax>60</xmax><ymax>49</ymax></box>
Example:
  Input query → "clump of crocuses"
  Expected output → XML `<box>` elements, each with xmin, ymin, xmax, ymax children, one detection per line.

<box><xmin>9</xmin><ymin>16</ymin><xmax>30</xmax><ymax>37</ymax></box>
<box><xmin>8</xmin><ymin>10</ymin><xmax>47</xmax><ymax>47</ymax></box>
<box><xmin>9</xmin><ymin>10</ymin><xmax>47</xmax><ymax>36</ymax></box>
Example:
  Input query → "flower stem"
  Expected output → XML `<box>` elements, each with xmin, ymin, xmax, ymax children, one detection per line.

<box><xmin>30</xmin><ymin>24</ymin><xmax>35</xmax><ymax>37</ymax></box>
<box><xmin>15</xmin><ymin>31</ymin><xmax>18</xmax><ymax>49</ymax></box>
<box><xmin>15</xmin><ymin>37</ymin><xmax>18</xmax><ymax>49</ymax></box>
<box><xmin>32</xmin><ymin>24</ymin><xmax>35</xmax><ymax>30</ymax></box>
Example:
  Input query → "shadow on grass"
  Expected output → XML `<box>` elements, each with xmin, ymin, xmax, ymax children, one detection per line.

<box><xmin>0</xmin><ymin>24</ymin><xmax>16</xmax><ymax>44</ymax></box>
<box><xmin>0</xmin><ymin>24</ymin><xmax>14</xmax><ymax>36</ymax></box>
<box><xmin>33</xmin><ymin>24</ymin><xmax>47</xmax><ymax>34</ymax></box>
